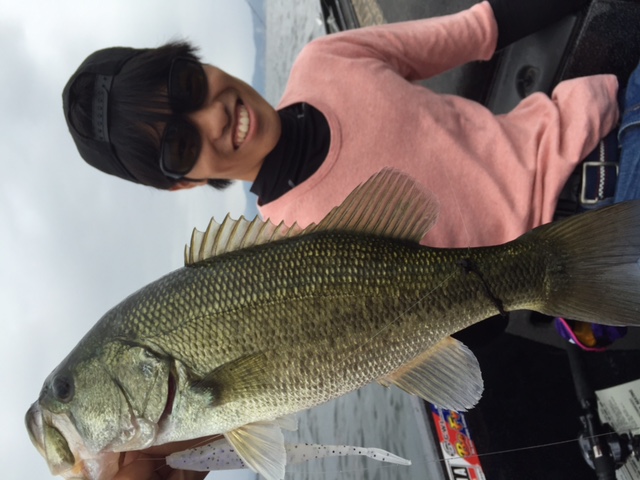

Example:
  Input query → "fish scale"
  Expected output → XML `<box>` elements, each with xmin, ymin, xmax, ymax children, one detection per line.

<box><xmin>109</xmin><ymin>231</ymin><xmax>540</xmax><ymax>416</ymax></box>
<box><xmin>69</xmin><ymin>237</ymin><xmax>538</xmax><ymax>420</ymax></box>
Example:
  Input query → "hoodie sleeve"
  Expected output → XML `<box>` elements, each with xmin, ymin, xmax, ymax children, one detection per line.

<box><xmin>297</xmin><ymin>1</ymin><xmax>498</xmax><ymax>82</ymax></box>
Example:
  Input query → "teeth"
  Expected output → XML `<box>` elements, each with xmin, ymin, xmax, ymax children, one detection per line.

<box><xmin>235</xmin><ymin>104</ymin><xmax>250</xmax><ymax>147</ymax></box>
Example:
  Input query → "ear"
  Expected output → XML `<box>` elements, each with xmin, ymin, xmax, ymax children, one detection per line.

<box><xmin>169</xmin><ymin>180</ymin><xmax>207</xmax><ymax>191</ymax></box>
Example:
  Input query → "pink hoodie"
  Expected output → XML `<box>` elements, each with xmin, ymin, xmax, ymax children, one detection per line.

<box><xmin>259</xmin><ymin>1</ymin><xmax>619</xmax><ymax>247</ymax></box>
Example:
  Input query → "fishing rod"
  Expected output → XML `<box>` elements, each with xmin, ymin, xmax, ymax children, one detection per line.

<box><xmin>566</xmin><ymin>341</ymin><xmax>640</xmax><ymax>479</ymax></box>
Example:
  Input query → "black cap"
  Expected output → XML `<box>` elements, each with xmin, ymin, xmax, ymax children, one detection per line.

<box><xmin>62</xmin><ymin>47</ymin><xmax>147</xmax><ymax>183</ymax></box>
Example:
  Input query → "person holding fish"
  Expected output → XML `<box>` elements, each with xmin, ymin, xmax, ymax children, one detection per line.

<box><xmin>55</xmin><ymin>0</ymin><xmax>637</xmax><ymax>479</ymax></box>
<box><xmin>62</xmin><ymin>0</ymin><xmax>625</xmax><ymax>251</ymax></box>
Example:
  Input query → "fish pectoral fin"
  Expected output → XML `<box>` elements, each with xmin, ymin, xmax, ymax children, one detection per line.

<box><xmin>379</xmin><ymin>336</ymin><xmax>483</xmax><ymax>411</ymax></box>
<box><xmin>224</xmin><ymin>421</ymin><xmax>287</xmax><ymax>480</ymax></box>
<box><xmin>191</xmin><ymin>353</ymin><xmax>267</xmax><ymax>406</ymax></box>
<box><xmin>275</xmin><ymin>414</ymin><xmax>298</xmax><ymax>432</ymax></box>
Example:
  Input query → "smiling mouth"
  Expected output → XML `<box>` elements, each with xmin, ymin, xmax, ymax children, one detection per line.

<box><xmin>233</xmin><ymin>102</ymin><xmax>250</xmax><ymax>149</ymax></box>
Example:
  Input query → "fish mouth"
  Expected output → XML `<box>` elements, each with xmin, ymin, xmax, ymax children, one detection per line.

<box><xmin>26</xmin><ymin>404</ymin><xmax>76</xmax><ymax>476</ymax></box>
<box><xmin>26</xmin><ymin>403</ymin><xmax>120</xmax><ymax>480</ymax></box>
<box><xmin>26</xmin><ymin>403</ymin><xmax>49</xmax><ymax>461</ymax></box>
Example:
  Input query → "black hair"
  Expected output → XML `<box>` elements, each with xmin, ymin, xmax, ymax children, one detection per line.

<box><xmin>67</xmin><ymin>41</ymin><xmax>232</xmax><ymax>190</ymax></box>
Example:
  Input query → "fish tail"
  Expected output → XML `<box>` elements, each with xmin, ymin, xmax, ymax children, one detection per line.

<box><xmin>529</xmin><ymin>200</ymin><xmax>640</xmax><ymax>326</ymax></box>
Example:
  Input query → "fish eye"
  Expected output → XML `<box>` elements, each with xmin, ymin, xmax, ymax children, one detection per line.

<box><xmin>51</xmin><ymin>375</ymin><xmax>74</xmax><ymax>403</ymax></box>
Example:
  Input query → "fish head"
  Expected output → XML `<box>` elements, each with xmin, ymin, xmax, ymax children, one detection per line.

<box><xmin>26</xmin><ymin>341</ymin><xmax>174</xmax><ymax>479</ymax></box>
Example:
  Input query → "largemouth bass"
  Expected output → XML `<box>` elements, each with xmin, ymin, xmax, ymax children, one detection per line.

<box><xmin>26</xmin><ymin>169</ymin><xmax>640</xmax><ymax>480</ymax></box>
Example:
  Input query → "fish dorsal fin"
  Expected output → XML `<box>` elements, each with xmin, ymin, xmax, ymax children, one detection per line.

<box><xmin>379</xmin><ymin>336</ymin><xmax>483</xmax><ymax>411</ymax></box>
<box><xmin>308</xmin><ymin>168</ymin><xmax>439</xmax><ymax>242</ymax></box>
<box><xmin>185</xmin><ymin>169</ymin><xmax>437</xmax><ymax>264</ymax></box>
<box><xmin>224</xmin><ymin>420</ymin><xmax>287</xmax><ymax>480</ymax></box>
<box><xmin>185</xmin><ymin>214</ymin><xmax>304</xmax><ymax>265</ymax></box>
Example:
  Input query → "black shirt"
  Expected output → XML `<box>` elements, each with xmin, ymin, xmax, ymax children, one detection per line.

<box><xmin>250</xmin><ymin>102</ymin><xmax>330</xmax><ymax>205</ymax></box>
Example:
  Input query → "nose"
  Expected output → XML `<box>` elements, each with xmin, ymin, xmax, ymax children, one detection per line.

<box><xmin>190</xmin><ymin>101</ymin><xmax>229</xmax><ymax>146</ymax></box>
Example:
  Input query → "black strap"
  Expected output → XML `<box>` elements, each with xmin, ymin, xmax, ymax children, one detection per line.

<box><xmin>489</xmin><ymin>0</ymin><xmax>590</xmax><ymax>49</ymax></box>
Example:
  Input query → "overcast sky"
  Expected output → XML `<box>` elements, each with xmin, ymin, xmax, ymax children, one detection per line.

<box><xmin>1</xmin><ymin>1</ymin><xmax>261</xmax><ymax>478</ymax></box>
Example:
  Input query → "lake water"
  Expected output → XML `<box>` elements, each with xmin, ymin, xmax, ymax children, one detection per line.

<box><xmin>264</xmin><ymin>0</ymin><xmax>327</xmax><ymax>105</ymax></box>
<box><xmin>259</xmin><ymin>1</ymin><xmax>442</xmax><ymax>479</ymax></box>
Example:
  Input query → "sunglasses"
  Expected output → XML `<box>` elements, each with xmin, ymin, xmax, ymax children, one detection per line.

<box><xmin>159</xmin><ymin>57</ymin><xmax>208</xmax><ymax>180</ymax></box>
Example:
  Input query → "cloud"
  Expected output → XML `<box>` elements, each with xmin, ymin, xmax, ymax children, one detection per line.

<box><xmin>1</xmin><ymin>2</ymin><xmax>257</xmax><ymax>479</ymax></box>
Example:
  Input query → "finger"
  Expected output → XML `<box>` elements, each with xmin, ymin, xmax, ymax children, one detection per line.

<box><xmin>142</xmin><ymin>436</ymin><xmax>222</xmax><ymax>456</ymax></box>
<box><xmin>167</xmin><ymin>469</ymin><xmax>209</xmax><ymax>480</ymax></box>
<box><xmin>113</xmin><ymin>452</ymin><xmax>162</xmax><ymax>480</ymax></box>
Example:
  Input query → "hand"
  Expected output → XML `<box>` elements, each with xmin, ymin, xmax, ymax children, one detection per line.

<box><xmin>113</xmin><ymin>436</ymin><xmax>221</xmax><ymax>480</ymax></box>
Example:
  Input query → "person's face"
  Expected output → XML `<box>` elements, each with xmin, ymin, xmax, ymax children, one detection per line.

<box><xmin>177</xmin><ymin>65</ymin><xmax>280</xmax><ymax>186</ymax></box>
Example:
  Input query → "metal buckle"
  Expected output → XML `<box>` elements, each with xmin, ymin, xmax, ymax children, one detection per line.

<box><xmin>580</xmin><ymin>161</ymin><xmax>619</xmax><ymax>206</ymax></box>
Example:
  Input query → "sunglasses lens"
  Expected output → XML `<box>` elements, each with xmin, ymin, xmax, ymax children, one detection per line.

<box><xmin>169</xmin><ymin>59</ymin><xmax>207</xmax><ymax>111</ymax></box>
<box><xmin>160</xmin><ymin>121</ymin><xmax>200</xmax><ymax>177</ymax></box>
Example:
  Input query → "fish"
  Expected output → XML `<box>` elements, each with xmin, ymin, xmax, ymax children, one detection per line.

<box><xmin>164</xmin><ymin>416</ymin><xmax>411</xmax><ymax>473</ymax></box>
<box><xmin>26</xmin><ymin>168</ymin><xmax>640</xmax><ymax>480</ymax></box>
<box><xmin>164</xmin><ymin>415</ymin><xmax>410</xmax><ymax>474</ymax></box>
<box><xmin>166</xmin><ymin>437</ymin><xmax>411</xmax><ymax>472</ymax></box>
